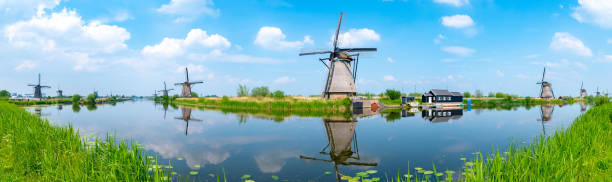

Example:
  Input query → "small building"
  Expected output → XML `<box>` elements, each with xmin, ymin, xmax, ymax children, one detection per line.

<box><xmin>421</xmin><ymin>89</ymin><xmax>463</xmax><ymax>106</ymax></box>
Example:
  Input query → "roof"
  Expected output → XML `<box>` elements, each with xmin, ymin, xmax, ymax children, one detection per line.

<box><xmin>423</xmin><ymin>92</ymin><xmax>433</xmax><ymax>97</ymax></box>
<box><xmin>451</xmin><ymin>92</ymin><xmax>462</xmax><ymax>96</ymax></box>
<box><xmin>431</xmin><ymin>89</ymin><xmax>453</xmax><ymax>95</ymax></box>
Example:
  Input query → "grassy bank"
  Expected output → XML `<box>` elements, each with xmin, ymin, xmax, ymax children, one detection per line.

<box><xmin>0</xmin><ymin>102</ymin><xmax>171</xmax><ymax>181</ymax></box>
<box><xmin>171</xmin><ymin>96</ymin><xmax>352</xmax><ymax>113</ymax></box>
<box><xmin>8</xmin><ymin>99</ymin><xmax>71</xmax><ymax>105</ymax></box>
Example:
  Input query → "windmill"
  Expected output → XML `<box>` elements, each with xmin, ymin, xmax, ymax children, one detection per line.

<box><xmin>536</xmin><ymin>67</ymin><xmax>554</xmax><ymax>99</ymax></box>
<box><xmin>28</xmin><ymin>73</ymin><xmax>51</xmax><ymax>99</ymax></box>
<box><xmin>57</xmin><ymin>85</ymin><xmax>63</xmax><ymax>98</ymax></box>
<box><xmin>538</xmin><ymin>105</ymin><xmax>554</xmax><ymax>135</ymax></box>
<box><xmin>158</xmin><ymin>81</ymin><xmax>174</xmax><ymax>97</ymax></box>
<box><xmin>299</xmin><ymin>12</ymin><xmax>377</xmax><ymax>99</ymax></box>
<box><xmin>153</xmin><ymin>90</ymin><xmax>158</xmax><ymax>98</ymax></box>
<box><xmin>299</xmin><ymin>117</ymin><xmax>377</xmax><ymax>181</ymax></box>
<box><xmin>595</xmin><ymin>86</ymin><xmax>600</xmax><ymax>96</ymax></box>
<box><xmin>174</xmin><ymin>107</ymin><xmax>202</xmax><ymax>135</ymax></box>
<box><xmin>175</xmin><ymin>68</ymin><xmax>203</xmax><ymax>98</ymax></box>
<box><xmin>579</xmin><ymin>82</ymin><xmax>586</xmax><ymax>99</ymax></box>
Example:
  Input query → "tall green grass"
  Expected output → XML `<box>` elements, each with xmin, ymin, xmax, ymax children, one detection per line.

<box><xmin>173</xmin><ymin>97</ymin><xmax>352</xmax><ymax>113</ymax></box>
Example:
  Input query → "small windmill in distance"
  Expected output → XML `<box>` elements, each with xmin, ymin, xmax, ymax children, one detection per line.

<box><xmin>158</xmin><ymin>81</ymin><xmax>174</xmax><ymax>97</ymax></box>
<box><xmin>175</xmin><ymin>68</ymin><xmax>203</xmax><ymax>98</ymax></box>
<box><xmin>579</xmin><ymin>81</ymin><xmax>586</xmax><ymax>99</ymax></box>
<box><xmin>536</xmin><ymin>67</ymin><xmax>554</xmax><ymax>99</ymax></box>
<box><xmin>28</xmin><ymin>73</ymin><xmax>50</xmax><ymax>99</ymax></box>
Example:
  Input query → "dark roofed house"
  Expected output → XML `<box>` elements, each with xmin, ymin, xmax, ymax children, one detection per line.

<box><xmin>422</xmin><ymin>89</ymin><xmax>463</xmax><ymax>106</ymax></box>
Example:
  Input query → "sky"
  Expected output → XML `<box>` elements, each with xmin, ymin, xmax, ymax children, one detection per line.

<box><xmin>1</xmin><ymin>0</ymin><xmax>611</xmax><ymax>97</ymax></box>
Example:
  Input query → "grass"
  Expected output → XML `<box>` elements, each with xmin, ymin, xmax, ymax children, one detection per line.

<box><xmin>172</xmin><ymin>96</ymin><xmax>352</xmax><ymax>113</ymax></box>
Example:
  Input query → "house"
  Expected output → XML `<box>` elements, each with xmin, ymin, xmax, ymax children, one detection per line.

<box><xmin>421</xmin><ymin>89</ymin><xmax>463</xmax><ymax>106</ymax></box>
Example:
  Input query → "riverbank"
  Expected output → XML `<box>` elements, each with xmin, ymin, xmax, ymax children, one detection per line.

<box><xmin>461</xmin><ymin>101</ymin><xmax>611</xmax><ymax>181</ymax></box>
<box><xmin>381</xmin><ymin>97</ymin><xmax>574</xmax><ymax>108</ymax></box>
<box><xmin>0</xmin><ymin>102</ymin><xmax>167</xmax><ymax>181</ymax></box>
<box><xmin>170</xmin><ymin>96</ymin><xmax>352</xmax><ymax>113</ymax></box>
<box><xmin>7</xmin><ymin>97</ymin><xmax>131</xmax><ymax>105</ymax></box>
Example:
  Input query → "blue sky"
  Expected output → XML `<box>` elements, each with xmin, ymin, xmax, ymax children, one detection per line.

<box><xmin>1</xmin><ymin>0</ymin><xmax>611</xmax><ymax>97</ymax></box>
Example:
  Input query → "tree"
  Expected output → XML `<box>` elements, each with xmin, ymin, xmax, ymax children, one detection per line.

<box><xmin>237</xmin><ymin>84</ymin><xmax>249</xmax><ymax>97</ymax></box>
<box><xmin>72</xmin><ymin>94</ymin><xmax>82</xmax><ymax>104</ymax></box>
<box><xmin>85</xmin><ymin>94</ymin><xmax>96</xmax><ymax>105</ymax></box>
<box><xmin>0</xmin><ymin>90</ymin><xmax>10</xmax><ymax>97</ymax></box>
<box><xmin>463</xmin><ymin>92</ymin><xmax>471</xmax><ymax>98</ymax></box>
<box><xmin>475</xmin><ymin>90</ymin><xmax>483</xmax><ymax>97</ymax></box>
<box><xmin>385</xmin><ymin>89</ymin><xmax>402</xmax><ymax>100</ymax></box>
<box><xmin>271</xmin><ymin>90</ymin><xmax>285</xmax><ymax>98</ymax></box>
<box><xmin>191</xmin><ymin>92</ymin><xmax>199</xmax><ymax>98</ymax></box>
<box><xmin>408</xmin><ymin>92</ymin><xmax>421</xmax><ymax>97</ymax></box>
<box><xmin>495</xmin><ymin>92</ymin><xmax>506</xmax><ymax>98</ymax></box>
<box><xmin>488</xmin><ymin>92</ymin><xmax>495</xmax><ymax>97</ymax></box>
<box><xmin>251</xmin><ymin>86</ymin><xmax>270</xmax><ymax>97</ymax></box>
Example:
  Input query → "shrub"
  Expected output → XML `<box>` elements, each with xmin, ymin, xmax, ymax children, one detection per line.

<box><xmin>385</xmin><ymin>89</ymin><xmax>401</xmax><ymax>100</ymax></box>
<box><xmin>464</xmin><ymin>92</ymin><xmax>472</xmax><ymax>98</ymax></box>
<box><xmin>496</xmin><ymin>92</ymin><xmax>506</xmax><ymax>98</ymax></box>
<box><xmin>0</xmin><ymin>90</ymin><xmax>10</xmax><ymax>97</ymax></box>
<box><xmin>488</xmin><ymin>92</ymin><xmax>495</xmax><ymax>97</ymax></box>
<box><xmin>271</xmin><ymin>90</ymin><xmax>285</xmax><ymax>99</ymax></box>
<box><xmin>191</xmin><ymin>92</ymin><xmax>198</xmax><ymax>98</ymax></box>
<box><xmin>85</xmin><ymin>94</ymin><xmax>96</xmax><ymax>105</ymax></box>
<box><xmin>251</xmin><ymin>86</ymin><xmax>270</xmax><ymax>97</ymax></box>
<box><xmin>72</xmin><ymin>94</ymin><xmax>82</xmax><ymax>104</ymax></box>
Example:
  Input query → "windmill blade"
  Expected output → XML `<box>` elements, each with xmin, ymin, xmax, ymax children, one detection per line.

<box><xmin>41</xmin><ymin>86</ymin><xmax>51</xmax><ymax>88</ymax></box>
<box><xmin>299</xmin><ymin>50</ymin><xmax>332</xmax><ymax>56</ymax></box>
<box><xmin>174</xmin><ymin>83</ymin><xmax>183</xmax><ymax>86</ymax></box>
<box><xmin>190</xmin><ymin>118</ymin><xmax>203</xmax><ymax>122</ymax></box>
<box><xmin>541</xmin><ymin>67</ymin><xmax>546</xmax><ymax>82</ymax></box>
<box><xmin>338</xmin><ymin>48</ymin><xmax>377</xmax><ymax>52</ymax></box>
<box><xmin>332</xmin><ymin>12</ymin><xmax>343</xmax><ymax>51</ymax></box>
<box><xmin>28</xmin><ymin>84</ymin><xmax>37</xmax><ymax>86</ymax></box>
<box><xmin>189</xmin><ymin>81</ymin><xmax>204</xmax><ymax>84</ymax></box>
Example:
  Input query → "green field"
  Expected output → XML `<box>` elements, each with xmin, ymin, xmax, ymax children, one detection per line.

<box><xmin>170</xmin><ymin>96</ymin><xmax>352</xmax><ymax>113</ymax></box>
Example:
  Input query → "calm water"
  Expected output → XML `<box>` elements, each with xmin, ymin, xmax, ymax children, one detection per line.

<box><xmin>25</xmin><ymin>100</ymin><xmax>586</xmax><ymax>181</ymax></box>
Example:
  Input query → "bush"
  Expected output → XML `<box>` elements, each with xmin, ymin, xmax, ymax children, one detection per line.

<box><xmin>488</xmin><ymin>92</ymin><xmax>495</xmax><ymax>97</ymax></box>
<box><xmin>171</xmin><ymin>94</ymin><xmax>179</xmax><ymax>100</ymax></box>
<box><xmin>191</xmin><ymin>92</ymin><xmax>198</xmax><ymax>98</ymax></box>
<box><xmin>251</xmin><ymin>86</ymin><xmax>270</xmax><ymax>97</ymax></box>
<box><xmin>464</xmin><ymin>92</ymin><xmax>472</xmax><ymax>98</ymax></box>
<box><xmin>496</xmin><ymin>92</ymin><xmax>506</xmax><ymax>98</ymax></box>
<box><xmin>594</xmin><ymin>96</ymin><xmax>610</xmax><ymax>106</ymax></box>
<box><xmin>237</xmin><ymin>84</ymin><xmax>249</xmax><ymax>97</ymax></box>
<box><xmin>0</xmin><ymin>90</ymin><xmax>10</xmax><ymax>97</ymax></box>
<box><xmin>72</xmin><ymin>94</ymin><xmax>82</xmax><ymax>104</ymax></box>
<box><xmin>271</xmin><ymin>90</ymin><xmax>285</xmax><ymax>99</ymax></box>
<box><xmin>85</xmin><ymin>94</ymin><xmax>96</xmax><ymax>105</ymax></box>
<box><xmin>385</xmin><ymin>89</ymin><xmax>401</xmax><ymax>100</ymax></box>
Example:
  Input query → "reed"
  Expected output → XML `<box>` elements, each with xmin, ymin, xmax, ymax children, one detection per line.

<box><xmin>172</xmin><ymin>97</ymin><xmax>352</xmax><ymax>112</ymax></box>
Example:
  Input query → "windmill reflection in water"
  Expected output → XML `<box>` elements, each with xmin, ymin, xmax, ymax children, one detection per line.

<box><xmin>538</xmin><ymin>105</ymin><xmax>554</xmax><ymax>135</ymax></box>
<box><xmin>174</xmin><ymin>107</ymin><xmax>202</xmax><ymax>135</ymax></box>
<box><xmin>300</xmin><ymin>116</ymin><xmax>377</xmax><ymax>182</ymax></box>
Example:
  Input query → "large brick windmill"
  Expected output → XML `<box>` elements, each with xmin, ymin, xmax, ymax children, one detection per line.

<box><xmin>299</xmin><ymin>12</ymin><xmax>377</xmax><ymax>99</ymax></box>
<box><xmin>28</xmin><ymin>73</ymin><xmax>50</xmax><ymax>99</ymax></box>
<box><xmin>536</xmin><ymin>67</ymin><xmax>554</xmax><ymax>99</ymax></box>
<box><xmin>174</xmin><ymin>68</ymin><xmax>203</xmax><ymax>98</ymax></box>
<box><xmin>158</xmin><ymin>81</ymin><xmax>174</xmax><ymax>97</ymax></box>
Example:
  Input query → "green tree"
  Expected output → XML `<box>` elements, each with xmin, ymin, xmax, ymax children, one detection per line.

<box><xmin>0</xmin><ymin>90</ymin><xmax>10</xmax><ymax>97</ymax></box>
<box><xmin>237</xmin><ymin>84</ymin><xmax>249</xmax><ymax>97</ymax></box>
<box><xmin>271</xmin><ymin>90</ymin><xmax>285</xmax><ymax>98</ymax></box>
<box><xmin>475</xmin><ymin>89</ymin><xmax>483</xmax><ymax>97</ymax></box>
<box><xmin>495</xmin><ymin>92</ymin><xmax>506</xmax><ymax>98</ymax></box>
<box><xmin>488</xmin><ymin>92</ymin><xmax>495</xmax><ymax>97</ymax></box>
<box><xmin>408</xmin><ymin>92</ymin><xmax>421</xmax><ymax>97</ymax></box>
<box><xmin>191</xmin><ymin>92</ymin><xmax>199</xmax><ymax>98</ymax></box>
<box><xmin>72</xmin><ymin>94</ymin><xmax>82</xmax><ymax>104</ymax></box>
<box><xmin>251</xmin><ymin>86</ymin><xmax>270</xmax><ymax>97</ymax></box>
<box><xmin>85</xmin><ymin>94</ymin><xmax>96</xmax><ymax>105</ymax></box>
<box><xmin>385</xmin><ymin>89</ymin><xmax>402</xmax><ymax>100</ymax></box>
<box><xmin>463</xmin><ymin>92</ymin><xmax>472</xmax><ymax>98</ymax></box>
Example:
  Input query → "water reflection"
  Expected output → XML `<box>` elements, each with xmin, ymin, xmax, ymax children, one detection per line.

<box><xmin>300</xmin><ymin>117</ymin><xmax>377</xmax><ymax>182</ymax></box>
<box><xmin>580</xmin><ymin>102</ymin><xmax>587</xmax><ymax>112</ymax></box>
<box><xmin>72</xmin><ymin>104</ymin><xmax>81</xmax><ymax>113</ymax></box>
<box><xmin>538</xmin><ymin>105</ymin><xmax>554</xmax><ymax>135</ymax></box>
<box><xmin>175</xmin><ymin>107</ymin><xmax>202</xmax><ymax>135</ymax></box>
<box><xmin>57</xmin><ymin>104</ymin><xmax>63</xmax><ymax>111</ymax></box>
<box><xmin>421</xmin><ymin>109</ymin><xmax>463</xmax><ymax>123</ymax></box>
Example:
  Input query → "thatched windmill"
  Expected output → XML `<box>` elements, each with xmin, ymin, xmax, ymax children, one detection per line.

<box><xmin>299</xmin><ymin>117</ymin><xmax>377</xmax><ymax>181</ymax></box>
<box><xmin>174</xmin><ymin>107</ymin><xmax>202</xmax><ymax>135</ymax></box>
<box><xmin>175</xmin><ymin>68</ymin><xmax>203</xmax><ymax>98</ymax></box>
<box><xmin>158</xmin><ymin>81</ymin><xmax>174</xmax><ymax>97</ymax></box>
<box><xmin>579</xmin><ymin>81</ymin><xmax>586</xmax><ymax>99</ymax></box>
<box><xmin>299</xmin><ymin>12</ymin><xmax>377</xmax><ymax>99</ymax></box>
<box><xmin>536</xmin><ymin>67</ymin><xmax>554</xmax><ymax>99</ymax></box>
<box><xmin>28</xmin><ymin>73</ymin><xmax>50</xmax><ymax>99</ymax></box>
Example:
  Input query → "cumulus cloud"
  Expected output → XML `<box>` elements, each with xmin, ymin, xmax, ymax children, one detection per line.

<box><xmin>0</xmin><ymin>0</ymin><xmax>61</xmax><ymax>19</ymax></box>
<box><xmin>600</xmin><ymin>55</ymin><xmax>612</xmax><ymax>63</ymax></box>
<box><xmin>434</xmin><ymin>34</ymin><xmax>446</xmax><ymax>44</ymax></box>
<box><xmin>14</xmin><ymin>60</ymin><xmax>36</xmax><ymax>71</ymax></box>
<box><xmin>157</xmin><ymin>0</ymin><xmax>219</xmax><ymax>22</ymax></box>
<box><xmin>336</xmin><ymin>28</ymin><xmax>380</xmax><ymax>47</ymax></box>
<box><xmin>254</xmin><ymin>26</ymin><xmax>313</xmax><ymax>50</ymax></box>
<box><xmin>433</xmin><ymin>0</ymin><xmax>470</xmax><ymax>7</ymax></box>
<box><xmin>386</xmin><ymin>57</ymin><xmax>394</xmax><ymax>63</ymax></box>
<box><xmin>383</xmin><ymin>75</ymin><xmax>396</xmax><ymax>81</ymax></box>
<box><xmin>273</xmin><ymin>76</ymin><xmax>296</xmax><ymax>84</ymax></box>
<box><xmin>441</xmin><ymin>46</ymin><xmax>475</xmax><ymax>56</ymax></box>
<box><xmin>142</xmin><ymin>29</ymin><xmax>230</xmax><ymax>58</ymax></box>
<box><xmin>549</xmin><ymin>32</ymin><xmax>592</xmax><ymax>57</ymax></box>
<box><xmin>571</xmin><ymin>0</ymin><xmax>612</xmax><ymax>29</ymax></box>
<box><xmin>441</xmin><ymin>14</ymin><xmax>474</xmax><ymax>28</ymax></box>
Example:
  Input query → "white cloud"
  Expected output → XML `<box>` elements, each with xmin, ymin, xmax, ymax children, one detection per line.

<box><xmin>433</xmin><ymin>0</ymin><xmax>470</xmax><ymax>7</ymax></box>
<box><xmin>441</xmin><ymin>14</ymin><xmax>474</xmax><ymax>28</ymax></box>
<box><xmin>383</xmin><ymin>75</ymin><xmax>396</xmax><ymax>81</ymax></box>
<box><xmin>515</xmin><ymin>74</ymin><xmax>529</xmax><ymax>79</ymax></box>
<box><xmin>434</xmin><ymin>34</ymin><xmax>446</xmax><ymax>44</ymax></box>
<box><xmin>157</xmin><ymin>0</ymin><xmax>219</xmax><ymax>22</ymax></box>
<box><xmin>524</xmin><ymin>54</ymin><xmax>540</xmax><ymax>59</ymax></box>
<box><xmin>574</xmin><ymin>62</ymin><xmax>588</xmax><ymax>70</ymax></box>
<box><xmin>607</xmin><ymin>39</ymin><xmax>612</xmax><ymax>44</ymax></box>
<box><xmin>549</xmin><ymin>32</ymin><xmax>592</xmax><ymax>57</ymax></box>
<box><xmin>386</xmin><ymin>57</ymin><xmax>394</xmax><ymax>63</ymax></box>
<box><xmin>441</xmin><ymin>46</ymin><xmax>475</xmax><ymax>56</ymax></box>
<box><xmin>571</xmin><ymin>0</ymin><xmax>612</xmax><ymax>29</ymax></box>
<box><xmin>496</xmin><ymin>70</ymin><xmax>504</xmax><ymax>77</ymax></box>
<box><xmin>273</xmin><ymin>76</ymin><xmax>295</xmax><ymax>84</ymax></box>
<box><xmin>176</xmin><ymin>64</ymin><xmax>204</xmax><ymax>73</ymax></box>
<box><xmin>336</xmin><ymin>28</ymin><xmax>380</xmax><ymax>47</ymax></box>
<box><xmin>254</xmin><ymin>26</ymin><xmax>312</xmax><ymax>50</ymax></box>
<box><xmin>96</xmin><ymin>10</ymin><xmax>133</xmax><ymax>23</ymax></box>
<box><xmin>0</xmin><ymin>0</ymin><xmax>61</xmax><ymax>19</ymax></box>
<box><xmin>14</xmin><ymin>60</ymin><xmax>36</xmax><ymax>71</ymax></box>
<box><xmin>601</xmin><ymin>55</ymin><xmax>612</xmax><ymax>63</ymax></box>
<box><xmin>142</xmin><ymin>29</ymin><xmax>230</xmax><ymax>58</ymax></box>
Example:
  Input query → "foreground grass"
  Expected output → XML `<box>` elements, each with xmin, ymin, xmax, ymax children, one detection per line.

<box><xmin>0</xmin><ymin>102</ymin><xmax>161</xmax><ymax>181</ymax></box>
